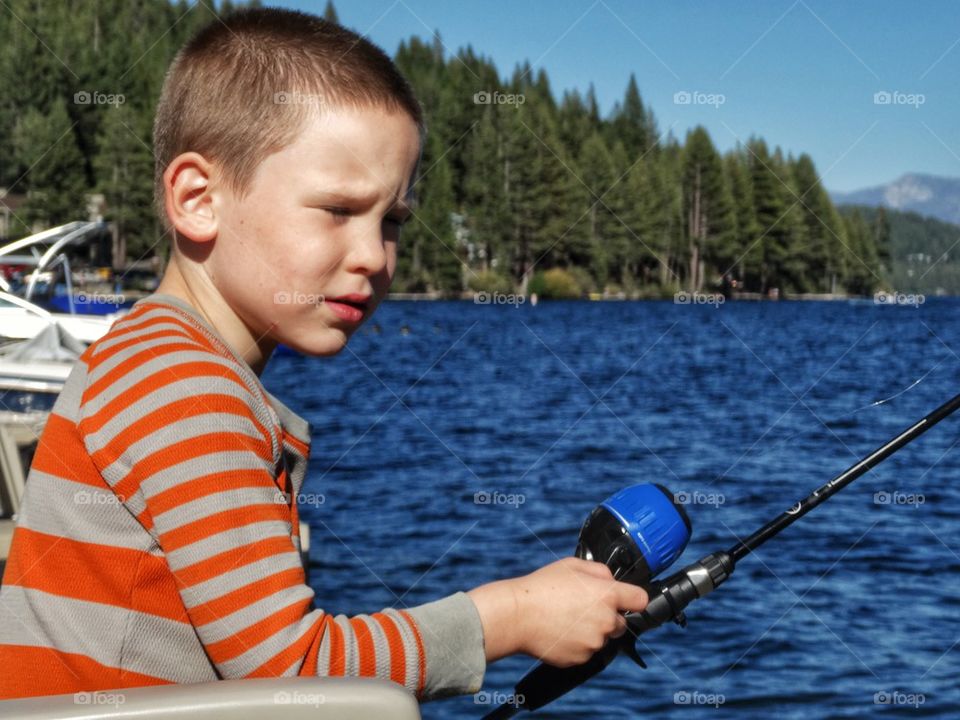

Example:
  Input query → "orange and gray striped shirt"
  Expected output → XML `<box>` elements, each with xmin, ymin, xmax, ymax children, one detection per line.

<box><xmin>0</xmin><ymin>294</ymin><xmax>485</xmax><ymax>701</ymax></box>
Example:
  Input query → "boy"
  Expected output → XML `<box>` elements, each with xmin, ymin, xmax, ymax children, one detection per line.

<box><xmin>0</xmin><ymin>7</ymin><xmax>646</xmax><ymax>702</ymax></box>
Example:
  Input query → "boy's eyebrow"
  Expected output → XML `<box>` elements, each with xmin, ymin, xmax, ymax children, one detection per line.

<box><xmin>310</xmin><ymin>188</ymin><xmax>378</xmax><ymax>206</ymax></box>
<box><xmin>310</xmin><ymin>189</ymin><xmax>412</xmax><ymax>215</ymax></box>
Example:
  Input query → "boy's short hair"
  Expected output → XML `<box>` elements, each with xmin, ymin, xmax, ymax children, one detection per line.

<box><xmin>152</xmin><ymin>7</ymin><xmax>424</xmax><ymax>225</ymax></box>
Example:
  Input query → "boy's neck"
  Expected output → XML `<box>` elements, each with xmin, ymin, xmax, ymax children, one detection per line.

<box><xmin>155</xmin><ymin>254</ymin><xmax>276</xmax><ymax>375</ymax></box>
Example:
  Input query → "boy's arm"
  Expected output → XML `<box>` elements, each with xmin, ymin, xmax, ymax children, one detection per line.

<box><xmin>78</xmin><ymin>343</ymin><xmax>483</xmax><ymax>700</ymax></box>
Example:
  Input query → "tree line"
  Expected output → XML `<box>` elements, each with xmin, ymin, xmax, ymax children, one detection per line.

<box><xmin>0</xmin><ymin>0</ymin><xmax>891</xmax><ymax>297</ymax></box>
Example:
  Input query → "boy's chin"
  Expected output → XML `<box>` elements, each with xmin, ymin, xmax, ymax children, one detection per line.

<box><xmin>278</xmin><ymin>327</ymin><xmax>353</xmax><ymax>357</ymax></box>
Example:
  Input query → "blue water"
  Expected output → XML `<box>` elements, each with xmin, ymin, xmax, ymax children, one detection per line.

<box><xmin>262</xmin><ymin>299</ymin><xmax>960</xmax><ymax>719</ymax></box>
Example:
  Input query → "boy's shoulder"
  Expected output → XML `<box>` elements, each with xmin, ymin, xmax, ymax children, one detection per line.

<box><xmin>68</xmin><ymin>293</ymin><xmax>312</xmax><ymax>500</ymax></box>
<box><xmin>76</xmin><ymin>294</ymin><xmax>284</xmax><ymax>460</ymax></box>
<box><xmin>85</xmin><ymin>294</ymin><xmax>245</xmax><ymax>370</ymax></box>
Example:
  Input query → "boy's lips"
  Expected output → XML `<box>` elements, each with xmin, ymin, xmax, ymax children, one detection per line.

<box><xmin>324</xmin><ymin>293</ymin><xmax>371</xmax><ymax>324</ymax></box>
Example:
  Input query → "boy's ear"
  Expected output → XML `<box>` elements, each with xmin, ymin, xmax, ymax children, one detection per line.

<box><xmin>163</xmin><ymin>152</ymin><xmax>219</xmax><ymax>243</ymax></box>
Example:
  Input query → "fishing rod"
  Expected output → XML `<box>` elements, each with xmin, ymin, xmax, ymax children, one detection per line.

<box><xmin>483</xmin><ymin>389</ymin><xmax>960</xmax><ymax>718</ymax></box>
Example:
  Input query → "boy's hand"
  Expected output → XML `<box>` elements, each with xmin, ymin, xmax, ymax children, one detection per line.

<box><xmin>467</xmin><ymin>557</ymin><xmax>648</xmax><ymax>666</ymax></box>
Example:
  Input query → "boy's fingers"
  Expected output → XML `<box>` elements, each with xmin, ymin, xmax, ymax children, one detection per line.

<box><xmin>574</xmin><ymin>558</ymin><xmax>615</xmax><ymax>580</ymax></box>
<box><xmin>610</xmin><ymin>613</ymin><xmax>629</xmax><ymax>639</ymax></box>
<box><xmin>614</xmin><ymin>582</ymin><xmax>648</xmax><ymax>612</ymax></box>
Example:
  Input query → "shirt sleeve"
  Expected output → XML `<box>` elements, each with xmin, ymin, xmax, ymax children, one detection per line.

<box><xmin>77</xmin><ymin>336</ymin><xmax>485</xmax><ymax>700</ymax></box>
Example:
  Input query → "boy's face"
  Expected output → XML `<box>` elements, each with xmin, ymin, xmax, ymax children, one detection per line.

<box><xmin>208</xmin><ymin>105</ymin><xmax>420</xmax><ymax>356</ymax></box>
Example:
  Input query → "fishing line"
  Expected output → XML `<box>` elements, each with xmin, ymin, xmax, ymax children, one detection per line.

<box><xmin>850</xmin><ymin>358</ymin><xmax>945</xmax><ymax>413</ymax></box>
<box><xmin>752</xmin><ymin>359</ymin><xmax>948</xmax><ymax>461</ymax></box>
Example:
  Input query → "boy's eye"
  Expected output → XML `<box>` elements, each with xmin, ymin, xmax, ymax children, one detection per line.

<box><xmin>321</xmin><ymin>206</ymin><xmax>408</xmax><ymax>230</ymax></box>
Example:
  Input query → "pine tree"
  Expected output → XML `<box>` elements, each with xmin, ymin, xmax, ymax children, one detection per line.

<box><xmin>873</xmin><ymin>206</ymin><xmax>892</xmax><ymax>272</ymax></box>
<box><xmin>681</xmin><ymin>126</ymin><xmax>734</xmax><ymax>291</ymax></box>
<box><xmin>584</xmin><ymin>84</ymin><xmax>602</xmax><ymax>133</ymax></box>
<box><xmin>773</xmin><ymin>150</ymin><xmax>812</xmax><ymax>292</ymax></box>
<box><xmin>498</xmin><ymin>88</ymin><xmax>584</xmax><ymax>290</ymax></box>
<box><xmin>557</xmin><ymin>89</ymin><xmax>593</xmax><ymax>162</ymax></box>
<box><xmin>323</xmin><ymin>1</ymin><xmax>340</xmax><ymax>24</ymax></box>
<box><xmin>497</xmin><ymin>93</ymin><xmax>539</xmax><ymax>291</ymax></box>
<box><xmin>398</xmin><ymin>132</ymin><xmax>463</xmax><ymax>293</ymax></box>
<box><xmin>462</xmin><ymin>107</ymin><xmax>509</xmax><ymax>276</ymax></box>
<box><xmin>608</xmin><ymin>74</ymin><xmax>656</xmax><ymax>160</ymax></box>
<box><xmin>654</xmin><ymin>137</ymin><xmax>685</xmax><ymax>288</ymax></box>
<box><xmin>791</xmin><ymin>153</ymin><xmax>844</xmax><ymax>293</ymax></box>
<box><xmin>619</xmin><ymin>155</ymin><xmax>670</xmax><ymax>290</ymax></box>
<box><xmin>723</xmin><ymin>149</ymin><xmax>757</xmax><ymax>284</ymax></box>
<box><xmin>841</xmin><ymin>209</ymin><xmax>880</xmax><ymax>295</ymax></box>
<box><xmin>744</xmin><ymin>138</ymin><xmax>794</xmax><ymax>294</ymax></box>
<box><xmin>93</xmin><ymin>103</ymin><xmax>158</xmax><ymax>267</ymax></box>
<box><xmin>13</xmin><ymin>100</ymin><xmax>88</xmax><ymax>226</ymax></box>
<box><xmin>577</xmin><ymin>131</ymin><xmax>620</xmax><ymax>289</ymax></box>
<box><xmin>525</xmin><ymin>99</ymin><xmax>587</xmax><ymax>274</ymax></box>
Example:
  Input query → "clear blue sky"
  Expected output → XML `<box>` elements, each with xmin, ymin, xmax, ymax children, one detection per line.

<box><xmin>281</xmin><ymin>0</ymin><xmax>960</xmax><ymax>193</ymax></box>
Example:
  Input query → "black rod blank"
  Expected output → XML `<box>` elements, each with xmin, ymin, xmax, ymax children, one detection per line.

<box><xmin>728</xmin><ymin>390</ymin><xmax>960</xmax><ymax>562</ymax></box>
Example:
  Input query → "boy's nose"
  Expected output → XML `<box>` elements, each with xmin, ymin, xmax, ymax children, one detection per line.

<box><xmin>345</xmin><ymin>222</ymin><xmax>389</xmax><ymax>276</ymax></box>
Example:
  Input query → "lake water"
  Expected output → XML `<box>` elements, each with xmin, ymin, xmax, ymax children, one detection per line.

<box><xmin>262</xmin><ymin>298</ymin><xmax>960</xmax><ymax>719</ymax></box>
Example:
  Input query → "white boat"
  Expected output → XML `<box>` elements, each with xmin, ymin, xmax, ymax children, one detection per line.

<box><xmin>0</xmin><ymin>322</ymin><xmax>79</xmax><ymax>410</ymax></box>
<box><xmin>0</xmin><ymin>224</ymin><xmax>125</xmax><ymax>415</ymax></box>
<box><xmin>0</xmin><ymin>222</ymin><xmax>127</xmax><ymax>345</ymax></box>
<box><xmin>0</xmin><ymin>677</ymin><xmax>421</xmax><ymax>719</ymax></box>
<box><xmin>0</xmin><ymin>291</ymin><xmax>117</xmax><ymax>345</ymax></box>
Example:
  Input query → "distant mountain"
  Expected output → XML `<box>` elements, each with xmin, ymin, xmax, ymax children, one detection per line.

<box><xmin>830</xmin><ymin>173</ymin><xmax>960</xmax><ymax>225</ymax></box>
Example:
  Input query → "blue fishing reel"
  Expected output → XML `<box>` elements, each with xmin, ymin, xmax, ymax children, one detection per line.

<box><xmin>482</xmin><ymin>484</ymin><xmax>693</xmax><ymax>719</ymax></box>
<box><xmin>575</xmin><ymin>483</ymin><xmax>691</xmax><ymax>586</ymax></box>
